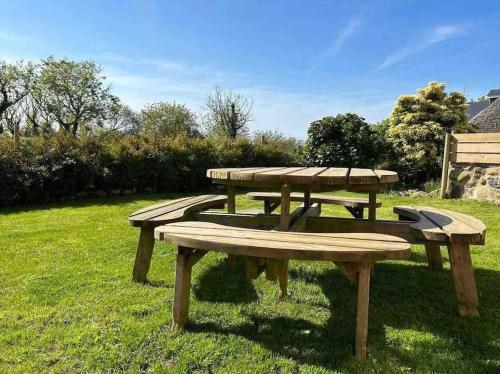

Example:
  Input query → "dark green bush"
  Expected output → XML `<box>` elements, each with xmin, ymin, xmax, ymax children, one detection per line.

<box><xmin>0</xmin><ymin>133</ymin><xmax>303</xmax><ymax>206</ymax></box>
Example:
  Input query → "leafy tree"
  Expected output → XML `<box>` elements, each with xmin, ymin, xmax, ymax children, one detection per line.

<box><xmin>33</xmin><ymin>57</ymin><xmax>118</xmax><ymax>135</ymax></box>
<box><xmin>141</xmin><ymin>102</ymin><xmax>199</xmax><ymax>137</ymax></box>
<box><xmin>203</xmin><ymin>87</ymin><xmax>252</xmax><ymax>139</ymax></box>
<box><xmin>387</xmin><ymin>81</ymin><xmax>471</xmax><ymax>184</ymax></box>
<box><xmin>0</xmin><ymin>60</ymin><xmax>33</xmax><ymax>118</ymax></box>
<box><xmin>304</xmin><ymin>113</ymin><xmax>380</xmax><ymax>168</ymax></box>
<box><xmin>106</xmin><ymin>104</ymin><xmax>142</xmax><ymax>134</ymax></box>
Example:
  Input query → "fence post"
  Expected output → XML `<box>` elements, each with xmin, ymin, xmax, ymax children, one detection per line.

<box><xmin>439</xmin><ymin>132</ymin><xmax>451</xmax><ymax>199</ymax></box>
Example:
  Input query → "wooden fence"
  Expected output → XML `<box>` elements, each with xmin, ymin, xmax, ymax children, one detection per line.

<box><xmin>440</xmin><ymin>133</ymin><xmax>500</xmax><ymax>198</ymax></box>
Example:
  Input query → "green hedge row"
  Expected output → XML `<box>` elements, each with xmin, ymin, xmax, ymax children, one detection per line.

<box><xmin>0</xmin><ymin>133</ymin><xmax>303</xmax><ymax>206</ymax></box>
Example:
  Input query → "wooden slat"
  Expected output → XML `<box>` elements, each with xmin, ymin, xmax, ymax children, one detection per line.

<box><xmin>348</xmin><ymin>169</ymin><xmax>379</xmax><ymax>184</ymax></box>
<box><xmin>284</xmin><ymin>167</ymin><xmax>328</xmax><ymax>184</ymax></box>
<box><xmin>393</xmin><ymin>206</ymin><xmax>448</xmax><ymax>243</ymax></box>
<box><xmin>129</xmin><ymin>196</ymin><xmax>193</xmax><ymax>217</ymax></box>
<box><xmin>452</xmin><ymin>142</ymin><xmax>500</xmax><ymax>154</ymax></box>
<box><xmin>246</xmin><ymin>192</ymin><xmax>381</xmax><ymax>208</ymax></box>
<box><xmin>452</xmin><ymin>133</ymin><xmax>500</xmax><ymax>143</ymax></box>
<box><xmin>144</xmin><ymin>195</ymin><xmax>227</xmax><ymax>226</ymax></box>
<box><xmin>374</xmin><ymin>170</ymin><xmax>398</xmax><ymax>183</ymax></box>
<box><xmin>253</xmin><ymin>167</ymin><xmax>307</xmax><ymax>183</ymax></box>
<box><xmin>155</xmin><ymin>221</ymin><xmax>410</xmax><ymax>261</ymax></box>
<box><xmin>450</xmin><ymin>153</ymin><xmax>500</xmax><ymax>164</ymax></box>
<box><xmin>129</xmin><ymin>195</ymin><xmax>214</xmax><ymax>222</ymax></box>
<box><xmin>315</xmin><ymin>168</ymin><xmax>349</xmax><ymax>185</ymax></box>
<box><xmin>229</xmin><ymin>167</ymin><xmax>288</xmax><ymax>181</ymax></box>
<box><xmin>415</xmin><ymin>206</ymin><xmax>486</xmax><ymax>244</ymax></box>
<box><xmin>207</xmin><ymin>168</ymin><xmax>244</xmax><ymax>179</ymax></box>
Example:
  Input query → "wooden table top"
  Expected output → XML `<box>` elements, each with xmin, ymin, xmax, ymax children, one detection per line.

<box><xmin>207</xmin><ymin>167</ymin><xmax>397</xmax><ymax>189</ymax></box>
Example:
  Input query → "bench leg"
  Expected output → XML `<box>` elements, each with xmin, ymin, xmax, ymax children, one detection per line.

<box><xmin>355</xmin><ymin>261</ymin><xmax>371</xmax><ymax>359</ymax></box>
<box><xmin>424</xmin><ymin>243</ymin><xmax>443</xmax><ymax>271</ymax></box>
<box><xmin>447</xmin><ymin>242</ymin><xmax>479</xmax><ymax>317</ymax></box>
<box><xmin>278</xmin><ymin>259</ymin><xmax>289</xmax><ymax>300</ymax></box>
<box><xmin>172</xmin><ymin>247</ymin><xmax>194</xmax><ymax>331</ymax></box>
<box><xmin>132</xmin><ymin>226</ymin><xmax>155</xmax><ymax>283</ymax></box>
<box><xmin>226</xmin><ymin>186</ymin><xmax>237</xmax><ymax>266</ymax></box>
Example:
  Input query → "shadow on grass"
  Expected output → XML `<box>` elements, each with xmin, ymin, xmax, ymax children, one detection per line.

<box><xmin>193</xmin><ymin>258</ymin><xmax>258</xmax><ymax>304</ymax></box>
<box><xmin>0</xmin><ymin>191</ymin><xmax>218</xmax><ymax>215</ymax></box>
<box><xmin>189</xmin><ymin>262</ymin><xmax>499</xmax><ymax>371</ymax></box>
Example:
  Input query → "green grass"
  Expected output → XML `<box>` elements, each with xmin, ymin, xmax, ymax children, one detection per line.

<box><xmin>0</xmin><ymin>192</ymin><xmax>499</xmax><ymax>373</ymax></box>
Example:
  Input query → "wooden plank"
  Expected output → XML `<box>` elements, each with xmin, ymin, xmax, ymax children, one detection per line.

<box><xmin>155</xmin><ymin>222</ymin><xmax>411</xmax><ymax>261</ymax></box>
<box><xmin>131</xmin><ymin>227</ymin><xmax>155</xmax><ymax>283</ymax></box>
<box><xmin>453</xmin><ymin>142</ymin><xmax>500</xmax><ymax>154</ymax></box>
<box><xmin>348</xmin><ymin>169</ymin><xmax>379</xmax><ymax>184</ymax></box>
<box><xmin>451</xmin><ymin>152</ymin><xmax>500</xmax><ymax>164</ymax></box>
<box><xmin>393</xmin><ymin>206</ymin><xmax>448</xmax><ymax>243</ymax></box>
<box><xmin>171</xmin><ymin>247</ymin><xmax>193</xmax><ymax>331</ymax></box>
<box><xmin>373</xmin><ymin>170</ymin><xmax>398</xmax><ymax>184</ymax></box>
<box><xmin>452</xmin><ymin>133</ymin><xmax>500</xmax><ymax>143</ymax></box>
<box><xmin>230</xmin><ymin>167</ymin><xmax>288</xmax><ymax>181</ymax></box>
<box><xmin>368</xmin><ymin>191</ymin><xmax>377</xmax><ymax>221</ymax></box>
<box><xmin>253</xmin><ymin>167</ymin><xmax>307</xmax><ymax>183</ymax></box>
<box><xmin>129</xmin><ymin>196</ymin><xmax>193</xmax><ymax>217</ymax></box>
<box><xmin>315</xmin><ymin>167</ymin><xmax>349</xmax><ymax>185</ymax></box>
<box><xmin>440</xmin><ymin>132</ymin><xmax>452</xmax><ymax>199</ymax></box>
<box><xmin>129</xmin><ymin>195</ymin><xmax>214</xmax><ymax>224</ymax></box>
<box><xmin>246</xmin><ymin>192</ymin><xmax>381</xmax><ymax>208</ymax></box>
<box><xmin>194</xmin><ymin>212</ymin><xmax>280</xmax><ymax>229</ymax></box>
<box><xmin>207</xmin><ymin>168</ymin><xmax>244</xmax><ymax>179</ymax></box>
<box><xmin>284</xmin><ymin>167</ymin><xmax>327</xmax><ymax>184</ymax></box>
<box><xmin>305</xmin><ymin>216</ymin><xmax>415</xmax><ymax>243</ymax></box>
<box><xmin>424</xmin><ymin>243</ymin><xmax>443</xmax><ymax>271</ymax></box>
<box><xmin>415</xmin><ymin>206</ymin><xmax>486</xmax><ymax>244</ymax></box>
<box><xmin>134</xmin><ymin>195</ymin><xmax>227</xmax><ymax>227</ymax></box>
<box><xmin>280</xmin><ymin>183</ymin><xmax>291</xmax><ymax>231</ymax></box>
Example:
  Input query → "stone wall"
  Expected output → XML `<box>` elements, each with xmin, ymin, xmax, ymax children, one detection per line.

<box><xmin>448</xmin><ymin>164</ymin><xmax>500</xmax><ymax>202</ymax></box>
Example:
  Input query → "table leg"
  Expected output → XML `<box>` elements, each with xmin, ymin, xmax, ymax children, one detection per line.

<box><xmin>280</xmin><ymin>183</ymin><xmax>291</xmax><ymax>231</ymax></box>
<box><xmin>355</xmin><ymin>261</ymin><xmax>371</xmax><ymax>359</ymax></box>
<box><xmin>368</xmin><ymin>191</ymin><xmax>377</xmax><ymax>221</ymax></box>
<box><xmin>278</xmin><ymin>259</ymin><xmax>289</xmax><ymax>300</ymax></box>
<box><xmin>226</xmin><ymin>185</ymin><xmax>237</xmax><ymax>266</ymax></box>
<box><xmin>303</xmin><ymin>188</ymin><xmax>311</xmax><ymax>210</ymax></box>
<box><xmin>424</xmin><ymin>243</ymin><xmax>444</xmax><ymax>271</ymax></box>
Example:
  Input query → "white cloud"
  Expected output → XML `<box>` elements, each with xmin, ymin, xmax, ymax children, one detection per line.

<box><xmin>327</xmin><ymin>17</ymin><xmax>362</xmax><ymax>55</ymax></box>
<box><xmin>378</xmin><ymin>24</ymin><xmax>467</xmax><ymax>70</ymax></box>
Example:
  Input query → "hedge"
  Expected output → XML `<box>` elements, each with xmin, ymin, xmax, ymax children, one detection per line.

<box><xmin>0</xmin><ymin>133</ymin><xmax>303</xmax><ymax>206</ymax></box>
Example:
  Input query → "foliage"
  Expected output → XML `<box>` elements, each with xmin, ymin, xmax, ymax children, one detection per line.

<box><xmin>387</xmin><ymin>82</ymin><xmax>472</xmax><ymax>185</ymax></box>
<box><xmin>32</xmin><ymin>57</ymin><xmax>119</xmax><ymax>134</ymax></box>
<box><xmin>0</xmin><ymin>133</ymin><xmax>301</xmax><ymax>206</ymax></box>
<box><xmin>203</xmin><ymin>87</ymin><xmax>253</xmax><ymax>139</ymax></box>
<box><xmin>140</xmin><ymin>102</ymin><xmax>199</xmax><ymax>137</ymax></box>
<box><xmin>1</xmin><ymin>193</ymin><xmax>499</xmax><ymax>372</ymax></box>
<box><xmin>304</xmin><ymin>113</ymin><xmax>381</xmax><ymax>168</ymax></box>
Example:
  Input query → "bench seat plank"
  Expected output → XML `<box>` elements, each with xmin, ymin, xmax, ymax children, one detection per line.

<box><xmin>129</xmin><ymin>195</ymin><xmax>227</xmax><ymax>227</ymax></box>
<box><xmin>246</xmin><ymin>192</ymin><xmax>381</xmax><ymax>208</ymax></box>
<box><xmin>155</xmin><ymin>221</ymin><xmax>410</xmax><ymax>261</ymax></box>
<box><xmin>394</xmin><ymin>205</ymin><xmax>486</xmax><ymax>244</ymax></box>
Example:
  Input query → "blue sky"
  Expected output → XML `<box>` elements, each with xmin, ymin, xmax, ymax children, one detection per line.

<box><xmin>1</xmin><ymin>0</ymin><xmax>499</xmax><ymax>138</ymax></box>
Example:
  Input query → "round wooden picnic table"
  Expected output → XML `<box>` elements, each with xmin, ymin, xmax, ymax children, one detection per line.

<box><xmin>207</xmin><ymin>167</ymin><xmax>398</xmax><ymax>227</ymax></box>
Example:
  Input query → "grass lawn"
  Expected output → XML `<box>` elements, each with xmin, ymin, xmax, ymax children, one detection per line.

<box><xmin>1</xmin><ymin>192</ymin><xmax>499</xmax><ymax>373</ymax></box>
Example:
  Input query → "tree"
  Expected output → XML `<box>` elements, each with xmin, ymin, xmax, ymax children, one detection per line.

<box><xmin>106</xmin><ymin>104</ymin><xmax>142</xmax><ymax>134</ymax></box>
<box><xmin>203</xmin><ymin>87</ymin><xmax>253</xmax><ymax>139</ymax></box>
<box><xmin>140</xmin><ymin>102</ymin><xmax>199</xmax><ymax>137</ymax></box>
<box><xmin>476</xmin><ymin>96</ymin><xmax>488</xmax><ymax>103</ymax></box>
<box><xmin>0</xmin><ymin>60</ymin><xmax>33</xmax><ymax>119</ymax></box>
<box><xmin>33</xmin><ymin>57</ymin><xmax>118</xmax><ymax>135</ymax></box>
<box><xmin>304</xmin><ymin>114</ymin><xmax>380</xmax><ymax>168</ymax></box>
<box><xmin>387</xmin><ymin>81</ymin><xmax>471</xmax><ymax>184</ymax></box>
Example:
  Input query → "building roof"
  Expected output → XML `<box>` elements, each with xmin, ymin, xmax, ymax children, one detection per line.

<box><xmin>487</xmin><ymin>89</ymin><xmax>500</xmax><ymax>98</ymax></box>
<box><xmin>470</xmin><ymin>97</ymin><xmax>500</xmax><ymax>133</ymax></box>
<box><xmin>467</xmin><ymin>102</ymin><xmax>489</xmax><ymax>120</ymax></box>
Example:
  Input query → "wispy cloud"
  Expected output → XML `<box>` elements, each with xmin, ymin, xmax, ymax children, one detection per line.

<box><xmin>0</xmin><ymin>30</ymin><xmax>34</xmax><ymax>43</ymax></box>
<box><xmin>327</xmin><ymin>17</ymin><xmax>362</xmax><ymax>55</ymax></box>
<box><xmin>378</xmin><ymin>24</ymin><xmax>467</xmax><ymax>70</ymax></box>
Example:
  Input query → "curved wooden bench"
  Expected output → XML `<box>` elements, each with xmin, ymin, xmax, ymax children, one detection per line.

<box><xmin>155</xmin><ymin>221</ymin><xmax>410</xmax><ymax>359</ymax></box>
<box><xmin>394</xmin><ymin>205</ymin><xmax>486</xmax><ymax>316</ymax></box>
<box><xmin>129</xmin><ymin>195</ymin><xmax>226</xmax><ymax>282</ymax></box>
<box><xmin>246</xmin><ymin>192</ymin><xmax>381</xmax><ymax>218</ymax></box>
